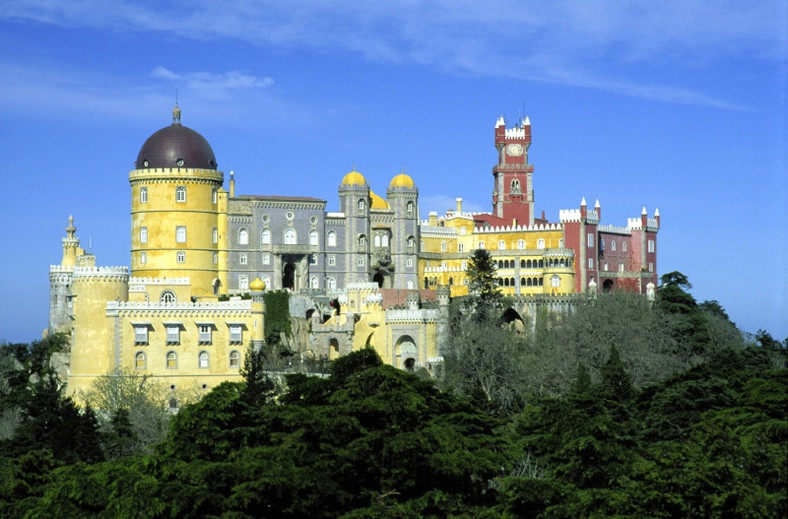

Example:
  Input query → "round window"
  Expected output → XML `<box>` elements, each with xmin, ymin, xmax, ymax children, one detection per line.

<box><xmin>286</xmin><ymin>211</ymin><xmax>294</xmax><ymax>220</ymax></box>
<box><xmin>176</xmin><ymin>158</ymin><xmax>184</xmax><ymax>166</ymax></box>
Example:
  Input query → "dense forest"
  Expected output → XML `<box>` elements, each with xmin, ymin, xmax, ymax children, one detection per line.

<box><xmin>1</xmin><ymin>266</ymin><xmax>785</xmax><ymax>518</ymax></box>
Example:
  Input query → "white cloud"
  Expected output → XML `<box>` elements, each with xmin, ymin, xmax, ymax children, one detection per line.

<box><xmin>2</xmin><ymin>0</ymin><xmax>784</xmax><ymax>108</ymax></box>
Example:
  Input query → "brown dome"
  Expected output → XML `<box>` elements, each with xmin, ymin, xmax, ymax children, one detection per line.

<box><xmin>135</xmin><ymin>109</ymin><xmax>217</xmax><ymax>170</ymax></box>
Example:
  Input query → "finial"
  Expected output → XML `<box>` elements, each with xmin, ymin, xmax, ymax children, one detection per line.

<box><xmin>172</xmin><ymin>96</ymin><xmax>181</xmax><ymax>125</ymax></box>
<box><xmin>642</xmin><ymin>206</ymin><xmax>647</xmax><ymax>215</ymax></box>
<box><xmin>581</xmin><ymin>197</ymin><xmax>587</xmax><ymax>206</ymax></box>
<box><xmin>594</xmin><ymin>199</ymin><xmax>600</xmax><ymax>208</ymax></box>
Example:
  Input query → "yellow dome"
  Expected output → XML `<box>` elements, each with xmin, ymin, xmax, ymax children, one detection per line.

<box><xmin>370</xmin><ymin>191</ymin><xmax>390</xmax><ymax>210</ymax></box>
<box><xmin>390</xmin><ymin>172</ymin><xmax>415</xmax><ymax>188</ymax></box>
<box><xmin>249</xmin><ymin>277</ymin><xmax>266</xmax><ymax>291</ymax></box>
<box><xmin>341</xmin><ymin>169</ymin><xmax>366</xmax><ymax>186</ymax></box>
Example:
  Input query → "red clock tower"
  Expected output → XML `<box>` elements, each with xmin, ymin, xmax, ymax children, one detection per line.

<box><xmin>492</xmin><ymin>116</ymin><xmax>534</xmax><ymax>227</ymax></box>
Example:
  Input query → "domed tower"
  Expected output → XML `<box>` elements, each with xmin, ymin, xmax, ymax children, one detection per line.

<box><xmin>338</xmin><ymin>169</ymin><xmax>371</xmax><ymax>283</ymax></box>
<box><xmin>129</xmin><ymin>106</ymin><xmax>224</xmax><ymax>298</ymax></box>
<box><xmin>387</xmin><ymin>171</ymin><xmax>419</xmax><ymax>289</ymax></box>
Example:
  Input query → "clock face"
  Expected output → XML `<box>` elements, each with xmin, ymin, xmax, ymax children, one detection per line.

<box><xmin>506</xmin><ymin>143</ymin><xmax>524</xmax><ymax>157</ymax></box>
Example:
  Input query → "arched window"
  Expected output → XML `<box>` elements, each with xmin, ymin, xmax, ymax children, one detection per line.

<box><xmin>229</xmin><ymin>350</ymin><xmax>240</xmax><ymax>369</ymax></box>
<box><xmin>310</xmin><ymin>276</ymin><xmax>319</xmax><ymax>289</ymax></box>
<box><xmin>327</xmin><ymin>231</ymin><xmax>336</xmax><ymax>247</ymax></box>
<box><xmin>358</xmin><ymin>235</ymin><xmax>366</xmax><ymax>248</ymax></box>
<box><xmin>284</xmin><ymin>228</ymin><xmax>296</xmax><ymax>245</ymax></box>
<box><xmin>140</xmin><ymin>227</ymin><xmax>148</xmax><ymax>244</ymax></box>
<box><xmin>498</xmin><ymin>240</ymin><xmax>505</xmax><ymax>250</ymax></box>
<box><xmin>619</xmin><ymin>261</ymin><xmax>625</xmax><ymax>272</ymax></box>
<box><xmin>382</xmin><ymin>234</ymin><xmax>389</xmax><ymax>247</ymax></box>
<box><xmin>238</xmin><ymin>228</ymin><xmax>249</xmax><ymax>245</ymax></box>
<box><xmin>261</xmin><ymin>229</ymin><xmax>271</xmax><ymax>245</ymax></box>
<box><xmin>478</xmin><ymin>242</ymin><xmax>485</xmax><ymax>249</ymax></box>
<box><xmin>166</xmin><ymin>351</ymin><xmax>177</xmax><ymax>369</ymax></box>
<box><xmin>374</xmin><ymin>235</ymin><xmax>381</xmax><ymax>247</ymax></box>
<box><xmin>551</xmin><ymin>275</ymin><xmax>560</xmax><ymax>288</ymax></box>
<box><xmin>176</xmin><ymin>186</ymin><xmax>186</xmax><ymax>202</ymax></box>
<box><xmin>160</xmin><ymin>290</ymin><xmax>176</xmax><ymax>304</ymax></box>
<box><xmin>176</xmin><ymin>226</ymin><xmax>186</xmax><ymax>243</ymax></box>
<box><xmin>239</xmin><ymin>253</ymin><xmax>247</xmax><ymax>265</ymax></box>
<box><xmin>517</xmin><ymin>239</ymin><xmax>525</xmax><ymax>250</ymax></box>
<box><xmin>212</xmin><ymin>227</ymin><xmax>218</xmax><ymax>244</ymax></box>
<box><xmin>309</xmin><ymin>230</ymin><xmax>318</xmax><ymax>246</ymax></box>
<box><xmin>611</xmin><ymin>240</ymin><xmax>617</xmax><ymax>251</ymax></box>
<box><xmin>327</xmin><ymin>277</ymin><xmax>336</xmax><ymax>290</ymax></box>
<box><xmin>622</xmin><ymin>241</ymin><xmax>628</xmax><ymax>252</ymax></box>
<box><xmin>406</xmin><ymin>201</ymin><xmax>414</xmax><ymax>215</ymax></box>
<box><xmin>537</xmin><ymin>238</ymin><xmax>545</xmax><ymax>249</ymax></box>
<box><xmin>199</xmin><ymin>351</ymin><xmax>209</xmax><ymax>369</ymax></box>
<box><xmin>441</xmin><ymin>241</ymin><xmax>447</xmax><ymax>252</ymax></box>
<box><xmin>140</xmin><ymin>186</ymin><xmax>148</xmax><ymax>203</ymax></box>
<box><xmin>511</xmin><ymin>179</ymin><xmax>521</xmax><ymax>193</ymax></box>
<box><xmin>407</xmin><ymin>236</ymin><xmax>415</xmax><ymax>248</ymax></box>
<box><xmin>176</xmin><ymin>251</ymin><xmax>185</xmax><ymax>263</ymax></box>
<box><xmin>262</xmin><ymin>253</ymin><xmax>270</xmax><ymax>265</ymax></box>
<box><xmin>212</xmin><ymin>188</ymin><xmax>218</xmax><ymax>204</ymax></box>
<box><xmin>358</xmin><ymin>199</ymin><xmax>366</xmax><ymax>213</ymax></box>
<box><xmin>135</xmin><ymin>351</ymin><xmax>146</xmax><ymax>369</ymax></box>
<box><xmin>140</xmin><ymin>251</ymin><xmax>147</xmax><ymax>264</ymax></box>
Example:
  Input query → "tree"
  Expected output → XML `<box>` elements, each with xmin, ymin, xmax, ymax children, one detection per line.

<box><xmin>466</xmin><ymin>248</ymin><xmax>500</xmax><ymax>303</ymax></box>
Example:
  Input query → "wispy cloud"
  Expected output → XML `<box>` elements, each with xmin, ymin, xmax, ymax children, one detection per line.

<box><xmin>151</xmin><ymin>67</ymin><xmax>274</xmax><ymax>99</ymax></box>
<box><xmin>2</xmin><ymin>0</ymin><xmax>784</xmax><ymax>108</ymax></box>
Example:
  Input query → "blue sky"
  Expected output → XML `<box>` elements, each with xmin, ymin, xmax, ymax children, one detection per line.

<box><xmin>1</xmin><ymin>1</ymin><xmax>785</xmax><ymax>343</ymax></box>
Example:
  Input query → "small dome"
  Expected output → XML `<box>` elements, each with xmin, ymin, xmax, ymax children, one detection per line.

<box><xmin>390</xmin><ymin>172</ymin><xmax>415</xmax><ymax>188</ymax></box>
<box><xmin>250</xmin><ymin>278</ymin><xmax>266</xmax><ymax>291</ymax></box>
<box><xmin>341</xmin><ymin>169</ymin><xmax>366</xmax><ymax>186</ymax></box>
<box><xmin>370</xmin><ymin>191</ymin><xmax>390</xmax><ymax>210</ymax></box>
<box><xmin>135</xmin><ymin>107</ymin><xmax>217</xmax><ymax>170</ymax></box>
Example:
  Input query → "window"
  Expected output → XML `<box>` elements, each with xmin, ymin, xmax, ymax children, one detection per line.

<box><xmin>600</xmin><ymin>239</ymin><xmax>605</xmax><ymax>251</ymax></box>
<box><xmin>407</xmin><ymin>236</ymin><xmax>415</xmax><ymax>249</ymax></box>
<box><xmin>310</xmin><ymin>254</ymin><xmax>317</xmax><ymax>265</ymax></box>
<box><xmin>199</xmin><ymin>324</ymin><xmax>212</xmax><ymax>344</ymax></box>
<box><xmin>441</xmin><ymin>241</ymin><xmax>447</xmax><ymax>252</ymax></box>
<box><xmin>649</xmin><ymin>262</ymin><xmax>654</xmax><ymax>273</ymax></box>
<box><xmin>461</xmin><ymin>261</ymin><xmax>467</xmax><ymax>270</ymax></box>
<box><xmin>619</xmin><ymin>261</ymin><xmax>625</xmax><ymax>272</ymax></box>
<box><xmin>239</xmin><ymin>275</ymin><xmax>249</xmax><ymax>290</ymax></box>
<box><xmin>240</xmin><ymin>254</ymin><xmax>247</xmax><ymax>265</ymax></box>
<box><xmin>517</xmin><ymin>239</ymin><xmax>525</xmax><ymax>250</ymax></box>
<box><xmin>285</xmin><ymin>228</ymin><xmax>296</xmax><ymax>245</ymax></box>
<box><xmin>199</xmin><ymin>351</ymin><xmax>209</xmax><ymax>369</ymax></box>
<box><xmin>358</xmin><ymin>235</ymin><xmax>366</xmax><ymax>248</ymax></box>
<box><xmin>588</xmin><ymin>258</ymin><xmax>594</xmax><ymax>269</ymax></box>
<box><xmin>498</xmin><ymin>240</ymin><xmax>505</xmax><ymax>250</ymax></box>
<box><xmin>166</xmin><ymin>325</ymin><xmax>180</xmax><ymax>344</ymax></box>
<box><xmin>176</xmin><ymin>251</ymin><xmax>185</xmax><ymax>263</ymax></box>
<box><xmin>212</xmin><ymin>228</ymin><xmax>218</xmax><ymax>244</ymax></box>
<box><xmin>262</xmin><ymin>253</ymin><xmax>270</xmax><ymax>265</ymax></box>
<box><xmin>648</xmin><ymin>239</ymin><xmax>655</xmax><ymax>253</ymax></box>
<box><xmin>327</xmin><ymin>231</ymin><xmax>336</xmax><ymax>247</ymax></box>
<box><xmin>213</xmin><ymin>253</ymin><xmax>218</xmax><ymax>264</ymax></box>
<box><xmin>309</xmin><ymin>230</ymin><xmax>318</xmax><ymax>246</ymax></box>
<box><xmin>551</xmin><ymin>275</ymin><xmax>560</xmax><ymax>288</ymax></box>
<box><xmin>135</xmin><ymin>351</ymin><xmax>146</xmax><ymax>369</ymax></box>
<box><xmin>310</xmin><ymin>276</ymin><xmax>318</xmax><ymax>289</ymax></box>
<box><xmin>160</xmin><ymin>290</ymin><xmax>176</xmax><ymax>304</ymax></box>
<box><xmin>406</xmin><ymin>257</ymin><xmax>413</xmax><ymax>267</ymax></box>
<box><xmin>328</xmin><ymin>254</ymin><xmax>336</xmax><ymax>266</ymax></box>
<box><xmin>537</xmin><ymin>238</ymin><xmax>545</xmax><ymax>249</ymax></box>
<box><xmin>357</xmin><ymin>255</ymin><xmax>365</xmax><ymax>266</ymax></box>
<box><xmin>166</xmin><ymin>351</ymin><xmax>177</xmax><ymax>369</ymax></box>
<box><xmin>239</xmin><ymin>228</ymin><xmax>249</xmax><ymax>245</ymax></box>
<box><xmin>358</xmin><ymin>199</ymin><xmax>366</xmax><ymax>213</ymax></box>
<box><xmin>623</xmin><ymin>242</ymin><xmax>628</xmax><ymax>252</ymax></box>
<box><xmin>176</xmin><ymin>226</ymin><xmax>186</xmax><ymax>243</ymax></box>
<box><xmin>611</xmin><ymin>240</ymin><xmax>617</xmax><ymax>252</ymax></box>
<box><xmin>587</xmin><ymin>233</ymin><xmax>595</xmax><ymax>247</ymax></box>
<box><xmin>406</xmin><ymin>201</ymin><xmax>414</xmax><ymax>215</ymax></box>
<box><xmin>375</xmin><ymin>235</ymin><xmax>381</xmax><ymax>247</ymax></box>
<box><xmin>140</xmin><ymin>186</ymin><xmax>148</xmax><ymax>203</ymax></box>
<box><xmin>382</xmin><ymin>235</ymin><xmax>389</xmax><ymax>247</ymax></box>
<box><xmin>229</xmin><ymin>350</ymin><xmax>240</xmax><ymax>368</ymax></box>
<box><xmin>261</xmin><ymin>229</ymin><xmax>271</xmax><ymax>245</ymax></box>
<box><xmin>140</xmin><ymin>252</ymin><xmax>147</xmax><ymax>264</ymax></box>
<box><xmin>511</xmin><ymin>179</ymin><xmax>521</xmax><ymax>193</ymax></box>
<box><xmin>327</xmin><ymin>277</ymin><xmax>336</xmax><ymax>290</ymax></box>
<box><xmin>140</xmin><ymin>227</ymin><xmax>148</xmax><ymax>244</ymax></box>
<box><xmin>458</xmin><ymin>242</ymin><xmax>465</xmax><ymax>252</ymax></box>
<box><xmin>176</xmin><ymin>186</ymin><xmax>186</xmax><ymax>202</ymax></box>
<box><xmin>134</xmin><ymin>325</ymin><xmax>149</xmax><ymax>344</ymax></box>
<box><xmin>262</xmin><ymin>276</ymin><xmax>271</xmax><ymax>288</ymax></box>
<box><xmin>212</xmin><ymin>188</ymin><xmax>218</xmax><ymax>204</ymax></box>
<box><xmin>229</xmin><ymin>324</ymin><xmax>243</xmax><ymax>343</ymax></box>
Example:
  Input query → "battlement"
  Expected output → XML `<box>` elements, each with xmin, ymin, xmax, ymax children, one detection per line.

<box><xmin>72</xmin><ymin>266</ymin><xmax>129</xmax><ymax>282</ymax></box>
<box><xmin>50</xmin><ymin>265</ymin><xmax>74</xmax><ymax>273</ymax></box>
<box><xmin>475</xmin><ymin>222</ymin><xmax>562</xmax><ymax>233</ymax></box>
<box><xmin>627</xmin><ymin>217</ymin><xmax>659</xmax><ymax>230</ymax></box>
<box><xmin>559</xmin><ymin>208</ymin><xmax>599</xmax><ymax>223</ymax></box>
<box><xmin>386</xmin><ymin>308</ymin><xmax>440</xmax><ymax>323</ymax></box>
<box><xmin>106</xmin><ymin>299</ymin><xmax>250</xmax><ymax>313</ymax></box>
<box><xmin>597</xmin><ymin>224</ymin><xmax>631</xmax><ymax>235</ymax></box>
<box><xmin>130</xmin><ymin>277</ymin><xmax>190</xmax><ymax>286</ymax></box>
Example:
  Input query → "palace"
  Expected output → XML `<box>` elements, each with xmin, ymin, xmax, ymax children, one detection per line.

<box><xmin>49</xmin><ymin>107</ymin><xmax>659</xmax><ymax>401</ymax></box>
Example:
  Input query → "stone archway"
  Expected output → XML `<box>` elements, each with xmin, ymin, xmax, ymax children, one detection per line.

<box><xmin>395</xmin><ymin>336</ymin><xmax>418</xmax><ymax>371</ymax></box>
<box><xmin>603</xmin><ymin>279</ymin><xmax>614</xmax><ymax>293</ymax></box>
<box><xmin>283</xmin><ymin>262</ymin><xmax>296</xmax><ymax>290</ymax></box>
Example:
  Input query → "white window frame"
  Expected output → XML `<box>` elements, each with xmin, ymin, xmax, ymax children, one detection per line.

<box><xmin>239</xmin><ymin>228</ymin><xmax>249</xmax><ymax>245</ymax></box>
<box><xmin>229</xmin><ymin>324</ymin><xmax>243</xmax><ymax>343</ymax></box>
<box><xmin>262</xmin><ymin>253</ymin><xmax>270</xmax><ymax>265</ymax></box>
<box><xmin>176</xmin><ymin>186</ymin><xmax>186</xmax><ymax>203</ymax></box>
<box><xmin>135</xmin><ymin>351</ymin><xmax>146</xmax><ymax>369</ymax></box>
<box><xmin>284</xmin><ymin>228</ymin><xmax>296</xmax><ymax>245</ymax></box>
<box><xmin>327</xmin><ymin>231</ymin><xmax>337</xmax><ymax>247</ymax></box>
<box><xmin>587</xmin><ymin>233</ymin><xmax>595</xmax><ymax>247</ymax></box>
<box><xmin>166</xmin><ymin>325</ymin><xmax>180</xmax><ymax>344</ymax></box>
<box><xmin>199</xmin><ymin>351</ymin><xmax>209</xmax><ymax>369</ymax></box>
<box><xmin>176</xmin><ymin>251</ymin><xmax>185</xmax><ymax>263</ymax></box>
<box><xmin>261</xmin><ymin>229</ymin><xmax>271</xmax><ymax>245</ymax></box>
<box><xmin>309</xmin><ymin>230</ymin><xmax>318</xmax><ymax>246</ymax></box>
<box><xmin>498</xmin><ymin>240</ymin><xmax>505</xmax><ymax>250</ymax></box>
<box><xmin>134</xmin><ymin>325</ymin><xmax>149</xmax><ymax>344</ymax></box>
<box><xmin>212</xmin><ymin>228</ymin><xmax>218</xmax><ymax>244</ymax></box>
<box><xmin>140</xmin><ymin>186</ymin><xmax>148</xmax><ymax>203</ymax></box>
<box><xmin>166</xmin><ymin>351</ymin><xmax>177</xmax><ymax>369</ymax></box>
<box><xmin>176</xmin><ymin>226</ymin><xmax>186</xmax><ymax>243</ymax></box>
<box><xmin>648</xmin><ymin>239</ymin><xmax>655</xmax><ymax>253</ymax></box>
<box><xmin>240</xmin><ymin>253</ymin><xmax>247</xmax><ymax>265</ymax></box>
<box><xmin>328</xmin><ymin>255</ymin><xmax>335</xmax><ymax>266</ymax></box>
<box><xmin>140</xmin><ymin>227</ymin><xmax>148</xmax><ymax>244</ymax></box>
<box><xmin>229</xmin><ymin>350</ymin><xmax>240</xmax><ymax>369</ymax></box>
<box><xmin>198</xmin><ymin>324</ymin><xmax>212</xmax><ymax>344</ymax></box>
<box><xmin>140</xmin><ymin>251</ymin><xmax>147</xmax><ymax>264</ymax></box>
<box><xmin>239</xmin><ymin>275</ymin><xmax>249</xmax><ymax>291</ymax></box>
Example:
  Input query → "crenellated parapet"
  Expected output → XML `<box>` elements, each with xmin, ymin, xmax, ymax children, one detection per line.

<box><xmin>559</xmin><ymin>208</ymin><xmax>599</xmax><ymax>223</ymax></box>
<box><xmin>475</xmin><ymin>222</ymin><xmax>563</xmax><ymax>233</ymax></box>
<box><xmin>72</xmin><ymin>266</ymin><xmax>129</xmax><ymax>283</ymax></box>
<box><xmin>130</xmin><ymin>277</ymin><xmax>190</xmax><ymax>285</ymax></box>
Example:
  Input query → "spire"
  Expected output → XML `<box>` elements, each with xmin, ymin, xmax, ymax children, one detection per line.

<box><xmin>581</xmin><ymin>197</ymin><xmax>587</xmax><ymax>206</ymax></box>
<box><xmin>172</xmin><ymin>103</ymin><xmax>182</xmax><ymax>125</ymax></box>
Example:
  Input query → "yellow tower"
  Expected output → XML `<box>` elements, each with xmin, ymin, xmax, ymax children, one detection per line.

<box><xmin>129</xmin><ymin>106</ymin><xmax>224</xmax><ymax>299</ymax></box>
